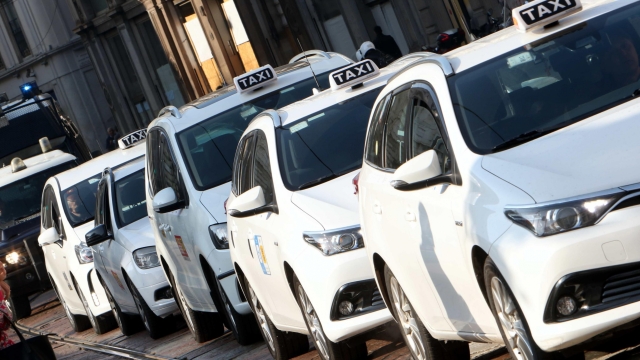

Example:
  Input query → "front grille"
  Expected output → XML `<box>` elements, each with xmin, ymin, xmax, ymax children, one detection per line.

<box><xmin>602</xmin><ymin>268</ymin><xmax>640</xmax><ymax>303</ymax></box>
<box><xmin>372</xmin><ymin>289</ymin><xmax>384</xmax><ymax>307</ymax></box>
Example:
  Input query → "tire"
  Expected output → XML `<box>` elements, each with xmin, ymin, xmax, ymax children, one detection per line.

<box><xmin>244</xmin><ymin>276</ymin><xmax>309</xmax><ymax>359</ymax></box>
<box><xmin>102</xmin><ymin>278</ymin><xmax>143</xmax><ymax>336</ymax></box>
<box><xmin>126</xmin><ymin>276</ymin><xmax>174</xmax><ymax>340</ymax></box>
<box><xmin>204</xmin><ymin>265</ymin><xmax>261</xmax><ymax>345</ymax></box>
<box><xmin>8</xmin><ymin>294</ymin><xmax>31</xmax><ymax>320</ymax></box>
<box><xmin>50</xmin><ymin>274</ymin><xmax>91</xmax><ymax>332</ymax></box>
<box><xmin>292</xmin><ymin>274</ymin><xmax>367</xmax><ymax>360</ymax></box>
<box><xmin>484</xmin><ymin>257</ymin><xmax>557</xmax><ymax>360</ymax></box>
<box><xmin>73</xmin><ymin>277</ymin><xmax>116</xmax><ymax>335</ymax></box>
<box><xmin>168</xmin><ymin>271</ymin><xmax>224</xmax><ymax>343</ymax></box>
<box><xmin>384</xmin><ymin>265</ymin><xmax>470</xmax><ymax>360</ymax></box>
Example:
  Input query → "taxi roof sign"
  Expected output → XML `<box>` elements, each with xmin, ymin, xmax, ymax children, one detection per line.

<box><xmin>234</xmin><ymin>65</ymin><xmax>277</xmax><ymax>93</ymax></box>
<box><xmin>118</xmin><ymin>129</ymin><xmax>147</xmax><ymax>150</ymax></box>
<box><xmin>329</xmin><ymin>59</ymin><xmax>379</xmax><ymax>90</ymax></box>
<box><xmin>513</xmin><ymin>0</ymin><xmax>582</xmax><ymax>32</ymax></box>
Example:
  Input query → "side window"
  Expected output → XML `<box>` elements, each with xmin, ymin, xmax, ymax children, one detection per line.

<box><xmin>231</xmin><ymin>136</ymin><xmax>247</xmax><ymax>195</ymax></box>
<box><xmin>253</xmin><ymin>131</ymin><xmax>274</xmax><ymax>204</ymax></box>
<box><xmin>384</xmin><ymin>89</ymin><xmax>411</xmax><ymax>170</ymax></box>
<box><xmin>158</xmin><ymin>132</ymin><xmax>187</xmax><ymax>203</ymax></box>
<box><xmin>411</xmin><ymin>88</ymin><xmax>451</xmax><ymax>173</ymax></box>
<box><xmin>364</xmin><ymin>94</ymin><xmax>390</xmax><ymax>168</ymax></box>
<box><xmin>146</xmin><ymin>130</ymin><xmax>161</xmax><ymax>196</ymax></box>
<box><xmin>239</xmin><ymin>134</ymin><xmax>255</xmax><ymax>195</ymax></box>
<box><xmin>42</xmin><ymin>186</ymin><xmax>54</xmax><ymax>229</ymax></box>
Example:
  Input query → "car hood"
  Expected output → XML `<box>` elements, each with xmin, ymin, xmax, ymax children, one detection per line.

<box><xmin>482</xmin><ymin>100</ymin><xmax>640</xmax><ymax>203</ymax></box>
<box><xmin>117</xmin><ymin>217</ymin><xmax>156</xmax><ymax>253</ymax></box>
<box><xmin>290</xmin><ymin>170</ymin><xmax>360</xmax><ymax>230</ymax></box>
<box><xmin>200</xmin><ymin>182</ymin><xmax>231</xmax><ymax>224</ymax></box>
<box><xmin>73</xmin><ymin>221</ymin><xmax>96</xmax><ymax>244</ymax></box>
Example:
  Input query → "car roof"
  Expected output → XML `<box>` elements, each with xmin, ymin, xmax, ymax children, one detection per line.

<box><xmin>110</xmin><ymin>155</ymin><xmax>145</xmax><ymax>182</ymax></box>
<box><xmin>443</xmin><ymin>0</ymin><xmax>624</xmax><ymax>74</ymax></box>
<box><xmin>53</xmin><ymin>143</ymin><xmax>145</xmax><ymax>190</ymax></box>
<box><xmin>277</xmin><ymin>54</ymin><xmax>436</xmax><ymax>126</ymax></box>
<box><xmin>149</xmin><ymin>52</ymin><xmax>353</xmax><ymax>134</ymax></box>
<box><xmin>0</xmin><ymin>150</ymin><xmax>76</xmax><ymax>188</ymax></box>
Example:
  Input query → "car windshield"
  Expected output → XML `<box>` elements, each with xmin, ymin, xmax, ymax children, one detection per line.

<box><xmin>114</xmin><ymin>169</ymin><xmax>146</xmax><ymax>228</ymax></box>
<box><xmin>177</xmin><ymin>70</ymin><xmax>334</xmax><ymax>191</ymax></box>
<box><xmin>62</xmin><ymin>173</ymin><xmax>101</xmax><ymax>227</ymax></box>
<box><xmin>0</xmin><ymin>161</ymin><xmax>75</xmax><ymax>229</ymax></box>
<box><xmin>276</xmin><ymin>87</ymin><xmax>382</xmax><ymax>190</ymax></box>
<box><xmin>449</xmin><ymin>1</ymin><xmax>640</xmax><ymax>154</ymax></box>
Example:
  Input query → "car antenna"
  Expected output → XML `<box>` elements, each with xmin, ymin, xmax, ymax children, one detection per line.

<box><xmin>297</xmin><ymin>37</ymin><xmax>321</xmax><ymax>92</ymax></box>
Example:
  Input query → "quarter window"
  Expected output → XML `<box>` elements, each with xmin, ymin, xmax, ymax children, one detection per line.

<box><xmin>158</xmin><ymin>132</ymin><xmax>186</xmax><ymax>203</ymax></box>
<box><xmin>384</xmin><ymin>89</ymin><xmax>411</xmax><ymax>170</ymax></box>
<box><xmin>253</xmin><ymin>132</ymin><xmax>273</xmax><ymax>204</ymax></box>
<box><xmin>364</xmin><ymin>94</ymin><xmax>390</xmax><ymax>168</ymax></box>
<box><xmin>238</xmin><ymin>134</ymin><xmax>255</xmax><ymax>195</ymax></box>
<box><xmin>411</xmin><ymin>99</ymin><xmax>450</xmax><ymax>173</ymax></box>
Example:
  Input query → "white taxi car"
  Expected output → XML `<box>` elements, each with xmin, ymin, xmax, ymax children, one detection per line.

<box><xmin>39</xmin><ymin>130</ymin><xmax>146</xmax><ymax>334</ymax></box>
<box><xmin>145</xmin><ymin>51</ymin><xmax>353</xmax><ymax>344</ymax></box>
<box><xmin>227</xmin><ymin>59</ymin><xmax>432</xmax><ymax>359</ymax></box>
<box><xmin>359</xmin><ymin>0</ymin><xmax>640</xmax><ymax>358</ymax></box>
<box><xmin>85</xmin><ymin>132</ymin><xmax>179</xmax><ymax>339</ymax></box>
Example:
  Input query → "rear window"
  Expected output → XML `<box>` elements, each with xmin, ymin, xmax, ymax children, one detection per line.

<box><xmin>276</xmin><ymin>87</ymin><xmax>382</xmax><ymax>190</ymax></box>
<box><xmin>449</xmin><ymin>1</ymin><xmax>640</xmax><ymax>153</ymax></box>
<box><xmin>177</xmin><ymin>71</ymin><xmax>334</xmax><ymax>191</ymax></box>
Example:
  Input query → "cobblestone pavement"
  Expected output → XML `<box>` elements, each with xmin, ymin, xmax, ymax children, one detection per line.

<box><xmin>10</xmin><ymin>291</ymin><xmax>640</xmax><ymax>360</ymax></box>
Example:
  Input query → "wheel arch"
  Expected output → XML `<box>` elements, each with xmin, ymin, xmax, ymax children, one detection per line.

<box><xmin>371</xmin><ymin>253</ymin><xmax>397</xmax><ymax>322</ymax></box>
<box><xmin>234</xmin><ymin>262</ymin><xmax>248</xmax><ymax>301</ymax></box>
<box><xmin>199</xmin><ymin>255</ymin><xmax>226</xmax><ymax>314</ymax></box>
<box><xmin>283</xmin><ymin>261</ymin><xmax>296</xmax><ymax>297</ymax></box>
<box><xmin>471</xmin><ymin>245</ymin><xmax>490</xmax><ymax>306</ymax></box>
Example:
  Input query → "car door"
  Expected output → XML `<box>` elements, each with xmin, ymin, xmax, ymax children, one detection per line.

<box><xmin>42</xmin><ymin>185</ymin><xmax>73</xmax><ymax>295</ymax></box>
<box><xmin>232</xmin><ymin>130</ymin><xmax>298</xmax><ymax>326</ymax></box>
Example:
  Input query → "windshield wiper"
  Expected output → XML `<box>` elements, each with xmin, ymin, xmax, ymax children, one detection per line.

<box><xmin>298</xmin><ymin>174</ymin><xmax>338</xmax><ymax>190</ymax></box>
<box><xmin>492</xmin><ymin>129</ymin><xmax>554</xmax><ymax>152</ymax></box>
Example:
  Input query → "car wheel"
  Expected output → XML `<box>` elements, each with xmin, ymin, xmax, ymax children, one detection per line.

<box><xmin>168</xmin><ymin>271</ymin><xmax>224</xmax><ymax>343</ymax></box>
<box><xmin>484</xmin><ymin>257</ymin><xmax>559</xmax><ymax>360</ymax></box>
<box><xmin>50</xmin><ymin>274</ymin><xmax>90</xmax><ymax>332</ymax></box>
<box><xmin>102</xmin><ymin>279</ymin><xmax>142</xmax><ymax>336</ymax></box>
<box><xmin>219</xmin><ymin>283</ymin><xmax>262</xmax><ymax>345</ymax></box>
<box><xmin>8</xmin><ymin>294</ymin><xmax>31</xmax><ymax>320</ymax></box>
<box><xmin>384</xmin><ymin>265</ymin><xmax>469</xmax><ymax>360</ymax></box>
<box><xmin>126</xmin><ymin>276</ymin><xmax>174</xmax><ymax>340</ymax></box>
<box><xmin>293</xmin><ymin>274</ymin><xmax>367</xmax><ymax>360</ymax></box>
<box><xmin>244</xmin><ymin>276</ymin><xmax>308</xmax><ymax>360</ymax></box>
<box><xmin>73</xmin><ymin>277</ymin><xmax>116</xmax><ymax>335</ymax></box>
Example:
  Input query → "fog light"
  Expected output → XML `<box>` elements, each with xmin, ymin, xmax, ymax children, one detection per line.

<box><xmin>556</xmin><ymin>296</ymin><xmax>577</xmax><ymax>316</ymax></box>
<box><xmin>336</xmin><ymin>234</ymin><xmax>356</xmax><ymax>250</ymax></box>
<box><xmin>338</xmin><ymin>301</ymin><xmax>354</xmax><ymax>316</ymax></box>
<box><xmin>25</xmin><ymin>272</ymin><xmax>33</xmax><ymax>280</ymax></box>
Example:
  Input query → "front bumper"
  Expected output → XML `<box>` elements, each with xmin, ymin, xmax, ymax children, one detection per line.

<box><xmin>130</xmin><ymin>266</ymin><xmax>177</xmax><ymax>318</ymax></box>
<box><xmin>292</xmin><ymin>246</ymin><xmax>392</xmax><ymax>343</ymax></box>
<box><xmin>6</xmin><ymin>260</ymin><xmax>49</xmax><ymax>297</ymax></box>
<box><xmin>73</xmin><ymin>264</ymin><xmax>111</xmax><ymax>317</ymax></box>
<box><xmin>490</xmin><ymin>206</ymin><xmax>640</xmax><ymax>352</ymax></box>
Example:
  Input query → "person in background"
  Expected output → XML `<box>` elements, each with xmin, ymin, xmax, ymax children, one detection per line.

<box><xmin>106</xmin><ymin>127</ymin><xmax>117</xmax><ymax>152</ymax></box>
<box><xmin>356</xmin><ymin>41</ymin><xmax>394</xmax><ymax>68</ymax></box>
<box><xmin>373</xmin><ymin>26</ymin><xmax>402</xmax><ymax>60</ymax></box>
<box><xmin>0</xmin><ymin>263</ymin><xmax>14</xmax><ymax>350</ymax></box>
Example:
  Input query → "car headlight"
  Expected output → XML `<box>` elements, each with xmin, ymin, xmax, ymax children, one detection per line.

<box><xmin>74</xmin><ymin>242</ymin><xmax>94</xmax><ymax>264</ymax></box>
<box><xmin>5</xmin><ymin>251</ymin><xmax>27</xmax><ymax>266</ymax></box>
<box><xmin>303</xmin><ymin>226</ymin><xmax>364</xmax><ymax>256</ymax></box>
<box><xmin>133</xmin><ymin>246</ymin><xmax>160</xmax><ymax>269</ymax></box>
<box><xmin>209</xmin><ymin>223</ymin><xmax>229</xmax><ymax>250</ymax></box>
<box><xmin>504</xmin><ymin>190</ymin><xmax>624</xmax><ymax>237</ymax></box>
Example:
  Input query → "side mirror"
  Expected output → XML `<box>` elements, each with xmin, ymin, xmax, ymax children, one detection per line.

<box><xmin>38</xmin><ymin>227</ymin><xmax>60</xmax><ymax>246</ymax></box>
<box><xmin>85</xmin><ymin>224</ymin><xmax>113</xmax><ymax>247</ymax></box>
<box><xmin>228</xmin><ymin>186</ymin><xmax>276</xmax><ymax>218</ymax></box>
<box><xmin>153</xmin><ymin>187</ymin><xmax>185</xmax><ymax>213</ymax></box>
<box><xmin>391</xmin><ymin>150</ymin><xmax>443</xmax><ymax>190</ymax></box>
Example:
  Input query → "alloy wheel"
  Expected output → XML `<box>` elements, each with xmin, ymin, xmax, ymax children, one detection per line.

<box><xmin>78</xmin><ymin>287</ymin><xmax>97</xmax><ymax>329</ymax></box>
<box><xmin>247</xmin><ymin>283</ymin><xmax>275</xmax><ymax>351</ymax></box>
<box><xmin>296</xmin><ymin>284</ymin><xmax>330</xmax><ymax>359</ymax></box>
<box><xmin>105</xmin><ymin>287</ymin><xmax>122</xmax><ymax>329</ymax></box>
<box><xmin>389</xmin><ymin>276</ymin><xmax>426</xmax><ymax>360</ymax></box>
<box><xmin>175</xmin><ymin>284</ymin><xmax>196</xmax><ymax>333</ymax></box>
<box><xmin>490</xmin><ymin>277</ymin><xmax>533</xmax><ymax>360</ymax></box>
<box><xmin>131</xmin><ymin>285</ymin><xmax>150</xmax><ymax>331</ymax></box>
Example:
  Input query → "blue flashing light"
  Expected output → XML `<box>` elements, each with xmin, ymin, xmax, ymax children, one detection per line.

<box><xmin>19</xmin><ymin>81</ymin><xmax>38</xmax><ymax>99</ymax></box>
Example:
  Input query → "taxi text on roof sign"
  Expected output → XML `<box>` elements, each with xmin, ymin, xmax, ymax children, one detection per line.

<box><xmin>329</xmin><ymin>59</ymin><xmax>380</xmax><ymax>90</ymax></box>
<box><xmin>513</xmin><ymin>0</ymin><xmax>582</xmax><ymax>32</ymax></box>
<box><xmin>118</xmin><ymin>129</ymin><xmax>147</xmax><ymax>150</ymax></box>
<box><xmin>234</xmin><ymin>65</ymin><xmax>277</xmax><ymax>93</ymax></box>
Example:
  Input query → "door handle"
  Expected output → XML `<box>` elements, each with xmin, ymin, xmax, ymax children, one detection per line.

<box><xmin>405</xmin><ymin>211</ymin><xmax>416</xmax><ymax>222</ymax></box>
<box><xmin>373</xmin><ymin>203</ymin><xmax>382</xmax><ymax>214</ymax></box>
